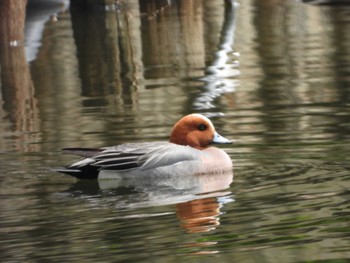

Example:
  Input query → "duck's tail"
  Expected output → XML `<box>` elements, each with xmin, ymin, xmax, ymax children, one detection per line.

<box><xmin>54</xmin><ymin>147</ymin><xmax>104</xmax><ymax>179</ymax></box>
<box><xmin>52</xmin><ymin>166</ymin><xmax>99</xmax><ymax>180</ymax></box>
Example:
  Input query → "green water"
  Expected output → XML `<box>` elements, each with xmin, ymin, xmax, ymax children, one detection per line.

<box><xmin>0</xmin><ymin>0</ymin><xmax>349</xmax><ymax>262</ymax></box>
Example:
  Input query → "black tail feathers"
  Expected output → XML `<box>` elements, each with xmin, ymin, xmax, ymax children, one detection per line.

<box><xmin>53</xmin><ymin>166</ymin><xmax>99</xmax><ymax>180</ymax></box>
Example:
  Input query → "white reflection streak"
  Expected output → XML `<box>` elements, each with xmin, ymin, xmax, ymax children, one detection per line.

<box><xmin>25</xmin><ymin>0</ymin><xmax>69</xmax><ymax>62</ymax></box>
<box><xmin>194</xmin><ymin>0</ymin><xmax>239</xmax><ymax>114</ymax></box>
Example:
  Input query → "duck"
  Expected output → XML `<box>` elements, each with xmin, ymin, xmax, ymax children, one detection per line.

<box><xmin>56</xmin><ymin>114</ymin><xmax>233</xmax><ymax>180</ymax></box>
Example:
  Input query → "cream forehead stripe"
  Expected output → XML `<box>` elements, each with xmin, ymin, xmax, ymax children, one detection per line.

<box><xmin>190</xmin><ymin>114</ymin><xmax>215</xmax><ymax>131</ymax></box>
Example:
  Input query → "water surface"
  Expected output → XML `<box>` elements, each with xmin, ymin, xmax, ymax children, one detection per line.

<box><xmin>0</xmin><ymin>0</ymin><xmax>350</xmax><ymax>262</ymax></box>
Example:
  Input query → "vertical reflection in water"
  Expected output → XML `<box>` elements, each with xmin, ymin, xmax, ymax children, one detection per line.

<box><xmin>140</xmin><ymin>0</ymin><xmax>237</xmax><ymax>117</ymax></box>
<box><xmin>253</xmin><ymin>1</ymin><xmax>323</xmax><ymax>152</ymax></box>
<box><xmin>30</xmin><ymin>10</ymin><xmax>82</xmax><ymax>150</ymax></box>
<box><xmin>141</xmin><ymin>0</ymin><xmax>205</xmax><ymax>81</ymax></box>
<box><xmin>12</xmin><ymin>0</ymin><xmax>240</xmax><ymax>150</ymax></box>
<box><xmin>25</xmin><ymin>0</ymin><xmax>70</xmax><ymax>63</ymax></box>
<box><xmin>140</xmin><ymin>0</ymin><xmax>207</xmax><ymax>112</ymax></box>
<box><xmin>104</xmin><ymin>0</ymin><xmax>144</xmax><ymax>106</ymax></box>
<box><xmin>29</xmin><ymin>1</ymin><xmax>147</xmax><ymax>148</ymax></box>
<box><xmin>327</xmin><ymin>7</ymin><xmax>350</xmax><ymax>141</ymax></box>
<box><xmin>178</xmin><ymin>0</ymin><xmax>205</xmax><ymax>73</ymax></box>
<box><xmin>0</xmin><ymin>0</ymin><xmax>40</xmax><ymax>152</ymax></box>
<box><xmin>195</xmin><ymin>0</ymin><xmax>239</xmax><ymax>114</ymax></box>
<box><xmin>253</xmin><ymin>0</ymin><xmax>304</xmax><ymax>151</ymax></box>
<box><xmin>70</xmin><ymin>0</ymin><xmax>144</xmax><ymax>120</ymax></box>
<box><xmin>251</xmin><ymin>0</ymin><xmax>350</xmax><ymax>157</ymax></box>
<box><xmin>70</xmin><ymin>1</ymin><xmax>112</xmax><ymax>97</ymax></box>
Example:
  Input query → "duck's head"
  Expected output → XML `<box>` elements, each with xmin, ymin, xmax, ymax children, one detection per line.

<box><xmin>169</xmin><ymin>114</ymin><xmax>232</xmax><ymax>150</ymax></box>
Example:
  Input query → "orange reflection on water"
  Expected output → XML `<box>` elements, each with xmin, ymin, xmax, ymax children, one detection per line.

<box><xmin>177</xmin><ymin>196</ymin><xmax>221</xmax><ymax>233</ymax></box>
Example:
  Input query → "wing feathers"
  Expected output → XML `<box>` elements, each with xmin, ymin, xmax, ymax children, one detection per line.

<box><xmin>58</xmin><ymin>142</ymin><xmax>200</xmax><ymax>179</ymax></box>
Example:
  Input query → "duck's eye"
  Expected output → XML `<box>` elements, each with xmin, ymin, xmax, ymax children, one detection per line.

<box><xmin>198</xmin><ymin>124</ymin><xmax>207</xmax><ymax>131</ymax></box>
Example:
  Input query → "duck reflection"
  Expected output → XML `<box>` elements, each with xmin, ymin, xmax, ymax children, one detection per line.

<box><xmin>176</xmin><ymin>197</ymin><xmax>222</xmax><ymax>233</ymax></box>
<box><xmin>66</xmin><ymin>169</ymin><xmax>234</xmax><ymax>234</ymax></box>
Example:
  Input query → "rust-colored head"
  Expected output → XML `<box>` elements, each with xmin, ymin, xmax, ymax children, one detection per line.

<box><xmin>169</xmin><ymin>114</ymin><xmax>231</xmax><ymax>150</ymax></box>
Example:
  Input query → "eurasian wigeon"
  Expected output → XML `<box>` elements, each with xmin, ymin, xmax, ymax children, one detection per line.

<box><xmin>56</xmin><ymin>114</ymin><xmax>233</xmax><ymax>180</ymax></box>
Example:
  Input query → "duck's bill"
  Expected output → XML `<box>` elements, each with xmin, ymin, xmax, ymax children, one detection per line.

<box><xmin>212</xmin><ymin>132</ymin><xmax>232</xmax><ymax>144</ymax></box>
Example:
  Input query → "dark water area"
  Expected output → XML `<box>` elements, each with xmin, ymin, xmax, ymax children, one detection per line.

<box><xmin>1</xmin><ymin>0</ymin><xmax>350</xmax><ymax>262</ymax></box>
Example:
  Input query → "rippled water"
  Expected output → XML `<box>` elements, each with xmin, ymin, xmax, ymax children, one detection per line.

<box><xmin>1</xmin><ymin>0</ymin><xmax>350</xmax><ymax>262</ymax></box>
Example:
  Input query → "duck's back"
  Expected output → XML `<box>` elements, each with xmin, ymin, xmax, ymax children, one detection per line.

<box><xmin>57</xmin><ymin>142</ymin><xmax>203</xmax><ymax>179</ymax></box>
